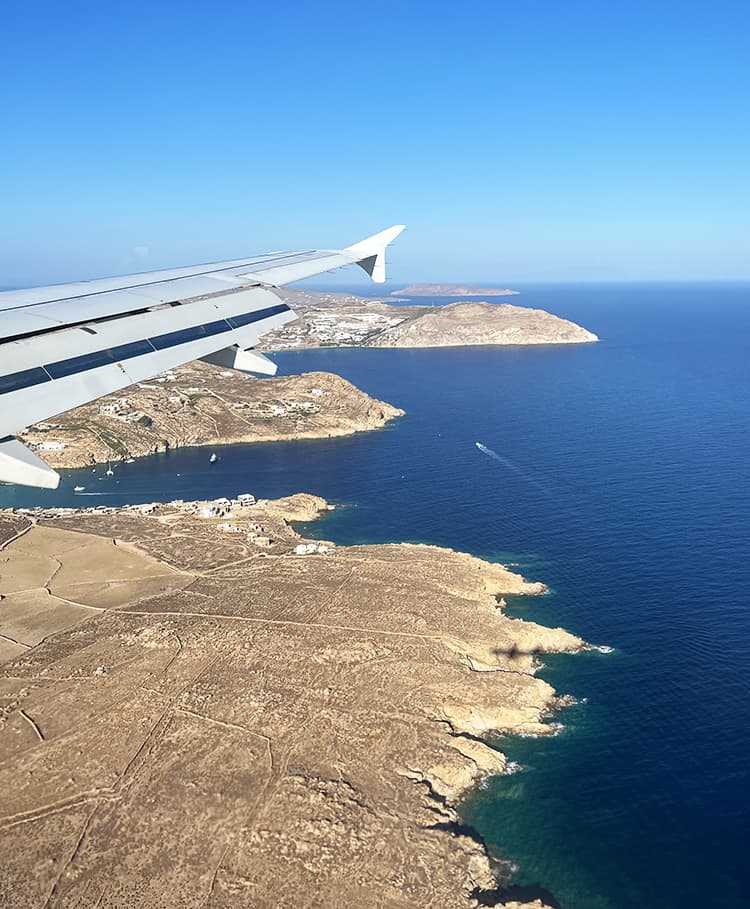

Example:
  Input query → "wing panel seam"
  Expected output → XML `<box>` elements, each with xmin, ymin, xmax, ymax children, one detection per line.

<box><xmin>0</xmin><ymin>252</ymin><xmax>317</xmax><ymax>311</ymax></box>
<box><xmin>0</xmin><ymin>304</ymin><xmax>290</xmax><ymax>395</ymax></box>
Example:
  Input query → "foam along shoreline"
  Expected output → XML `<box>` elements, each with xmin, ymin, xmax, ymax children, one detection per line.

<box><xmin>0</xmin><ymin>495</ymin><xmax>585</xmax><ymax>908</ymax></box>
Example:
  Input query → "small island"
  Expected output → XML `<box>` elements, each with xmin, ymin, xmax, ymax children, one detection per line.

<box><xmin>0</xmin><ymin>495</ymin><xmax>584</xmax><ymax>907</ymax></box>
<box><xmin>392</xmin><ymin>284</ymin><xmax>520</xmax><ymax>297</ymax></box>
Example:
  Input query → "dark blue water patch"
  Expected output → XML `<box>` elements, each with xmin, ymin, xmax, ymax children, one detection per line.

<box><xmin>3</xmin><ymin>283</ymin><xmax>750</xmax><ymax>908</ymax></box>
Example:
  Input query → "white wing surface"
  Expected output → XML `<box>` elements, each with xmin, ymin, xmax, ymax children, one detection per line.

<box><xmin>0</xmin><ymin>225</ymin><xmax>405</xmax><ymax>488</ymax></box>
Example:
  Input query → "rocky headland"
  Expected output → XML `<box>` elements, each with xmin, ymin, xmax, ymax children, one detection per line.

<box><xmin>19</xmin><ymin>362</ymin><xmax>404</xmax><ymax>470</ymax></box>
<box><xmin>370</xmin><ymin>301</ymin><xmax>599</xmax><ymax>348</ymax></box>
<box><xmin>266</xmin><ymin>288</ymin><xmax>598</xmax><ymax>350</ymax></box>
<box><xmin>0</xmin><ymin>495</ymin><xmax>584</xmax><ymax>907</ymax></box>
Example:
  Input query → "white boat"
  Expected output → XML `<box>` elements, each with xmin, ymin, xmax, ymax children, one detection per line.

<box><xmin>106</xmin><ymin>467</ymin><xmax>114</xmax><ymax>476</ymax></box>
<box><xmin>74</xmin><ymin>485</ymin><xmax>85</xmax><ymax>492</ymax></box>
<box><xmin>209</xmin><ymin>453</ymin><xmax>218</xmax><ymax>463</ymax></box>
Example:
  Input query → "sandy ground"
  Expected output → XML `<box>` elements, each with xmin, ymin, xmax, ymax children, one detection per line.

<box><xmin>0</xmin><ymin>500</ymin><xmax>582</xmax><ymax>908</ymax></box>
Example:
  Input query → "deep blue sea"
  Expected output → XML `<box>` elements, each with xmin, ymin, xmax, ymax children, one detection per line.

<box><xmin>3</xmin><ymin>282</ymin><xmax>750</xmax><ymax>908</ymax></box>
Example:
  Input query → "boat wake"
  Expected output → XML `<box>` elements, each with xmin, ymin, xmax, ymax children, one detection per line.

<box><xmin>475</xmin><ymin>442</ymin><xmax>552</xmax><ymax>495</ymax></box>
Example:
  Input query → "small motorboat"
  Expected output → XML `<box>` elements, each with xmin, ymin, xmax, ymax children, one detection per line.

<box><xmin>209</xmin><ymin>453</ymin><xmax>218</xmax><ymax>464</ymax></box>
<box><xmin>74</xmin><ymin>486</ymin><xmax>85</xmax><ymax>492</ymax></box>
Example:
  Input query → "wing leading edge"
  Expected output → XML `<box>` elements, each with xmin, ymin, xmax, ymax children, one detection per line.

<box><xmin>0</xmin><ymin>225</ymin><xmax>405</xmax><ymax>488</ymax></box>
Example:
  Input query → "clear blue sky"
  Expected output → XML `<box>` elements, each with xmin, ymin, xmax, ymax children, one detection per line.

<box><xmin>2</xmin><ymin>0</ymin><xmax>749</xmax><ymax>285</ymax></box>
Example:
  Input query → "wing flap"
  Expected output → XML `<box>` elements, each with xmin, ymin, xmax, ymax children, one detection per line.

<box><xmin>0</xmin><ymin>437</ymin><xmax>60</xmax><ymax>489</ymax></box>
<box><xmin>0</xmin><ymin>225</ymin><xmax>405</xmax><ymax>487</ymax></box>
<box><xmin>0</xmin><ymin>287</ymin><xmax>295</xmax><ymax>440</ymax></box>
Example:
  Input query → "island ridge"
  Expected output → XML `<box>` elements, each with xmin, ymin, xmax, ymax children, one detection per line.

<box><xmin>265</xmin><ymin>288</ymin><xmax>598</xmax><ymax>350</ymax></box>
<box><xmin>20</xmin><ymin>364</ymin><xmax>404</xmax><ymax>470</ymax></box>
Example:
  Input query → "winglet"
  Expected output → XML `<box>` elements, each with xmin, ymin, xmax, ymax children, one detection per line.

<box><xmin>345</xmin><ymin>224</ymin><xmax>406</xmax><ymax>284</ymax></box>
<box><xmin>0</xmin><ymin>437</ymin><xmax>60</xmax><ymax>489</ymax></box>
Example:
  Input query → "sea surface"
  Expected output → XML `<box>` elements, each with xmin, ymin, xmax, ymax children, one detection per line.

<box><xmin>3</xmin><ymin>282</ymin><xmax>750</xmax><ymax>909</ymax></box>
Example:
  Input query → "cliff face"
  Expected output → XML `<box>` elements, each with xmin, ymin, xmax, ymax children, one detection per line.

<box><xmin>19</xmin><ymin>363</ymin><xmax>404</xmax><ymax>469</ymax></box>
<box><xmin>370</xmin><ymin>301</ymin><xmax>599</xmax><ymax>348</ymax></box>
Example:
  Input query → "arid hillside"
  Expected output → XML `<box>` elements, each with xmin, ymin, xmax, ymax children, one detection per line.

<box><xmin>19</xmin><ymin>363</ymin><xmax>404</xmax><ymax>469</ymax></box>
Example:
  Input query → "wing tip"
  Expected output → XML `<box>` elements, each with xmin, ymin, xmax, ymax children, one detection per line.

<box><xmin>345</xmin><ymin>224</ymin><xmax>406</xmax><ymax>283</ymax></box>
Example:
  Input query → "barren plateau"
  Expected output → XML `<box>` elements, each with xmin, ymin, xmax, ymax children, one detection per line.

<box><xmin>0</xmin><ymin>496</ymin><xmax>584</xmax><ymax>908</ymax></box>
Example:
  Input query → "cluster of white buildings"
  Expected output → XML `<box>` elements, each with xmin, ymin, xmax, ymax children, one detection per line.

<box><xmin>304</xmin><ymin>311</ymin><xmax>404</xmax><ymax>346</ymax></box>
<box><xmin>7</xmin><ymin>491</ymin><xmax>333</xmax><ymax>555</ymax></box>
<box><xmin>30</xmin><ymin>440</ymin><xmax>68</xmax><ymax>452</ymax></box>
<box><xmin>266</xmin><ymin>399</ymin><xmax>317</xmax><ymax>418</ymax></box>
<box><xmin>98</xmin><ymin>396</ymin><xmax>150</xmax><ymax>423</ymax></box>
<box><xmin>293</xmin><ymin>542</ymin><xmax>333</xmax><ymax>556</ymax></box>
<box><xmin>230</xmin><ymin>396</ymin><xmax>324</xmax><ymax>418</ymax></box>
<box><xmin>137</xmin><ymin>371</ymin><xmax>178</xmax><ymax>387</ymax></box>
<box><xmin>270</xmin><ymin>309</ymin><xmax>405</xmax><ymax>348</ymax></box>
<box><xmin>24</xmin><ymin>422</ymin><xmax>69</xmax><ymax>453</ymax></box>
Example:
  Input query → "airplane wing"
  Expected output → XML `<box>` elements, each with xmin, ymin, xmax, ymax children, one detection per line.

<box><xmin>0</xmin><ymin>225</ymin><xmax>405</xmax><ymax>489</ymax></box>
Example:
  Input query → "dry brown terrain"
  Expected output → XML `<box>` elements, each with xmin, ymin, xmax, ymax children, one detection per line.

<box><xmin>19</xmin><ymin>364</ymin><xmax>403</xmax><ymax>469</ymax></box>
<box><xmin>0</xmin><ymin>497</ymin><xmax>583</xmax><ymax>908</ymax></box>
<box><xmin>266</xmin><ymin>289</ymin><xmax>597</xmax><ymax>350</ymax></box>
<box><xmin>370</xmin><ymin>302</ymin><xmax>599</xmax><ymax>348</ymax></box>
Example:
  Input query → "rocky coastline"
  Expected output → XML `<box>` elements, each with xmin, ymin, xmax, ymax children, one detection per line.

<box><xmin>19</xmin><ymin>363</ymin><xmax>404</xmax><ymax>470</ymax></box>
<box><xmin>265</xmin><ymin>289</ymin><xmax>598</xmax><ymax>351</ymax></box>
<box><xmin>0</xmin><ymin>495</ymin><xmax>584</xmax><ymax>907</ymax></box>
<box><xmin>369</xmin><ymin>301</ymin><xmax>599</xmax><ymax>348</ymax></box>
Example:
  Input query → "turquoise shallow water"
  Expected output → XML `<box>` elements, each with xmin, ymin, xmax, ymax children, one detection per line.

<box><xmin>3</xmin><ymin>283</ymin><xmax>750</xmax><ymax>908</ymax></box>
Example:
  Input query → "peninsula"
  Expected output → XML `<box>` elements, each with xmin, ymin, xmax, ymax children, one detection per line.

<box><xmin>370</xmin><ymin>301</ymin><xmax>599</xmax><ymax>347</ymax></box>
<box><xmin>0</xmin><ymin>495</ymin><xmax>584</xmax><ymax>908</ymax></box>
<box><xmin>266</xmin><ymin>288</ymin><xmax>598</xmax><ymax>350</ymax></box>
<box><xmin>392</xmin><ymin>284</ymin><xmax>520</xmax><ymax>297</ymax></box>
<box><xmin>19</xmin><ymin>363</ymin><xmax>404</xmax><ymax>470</ymax></box>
